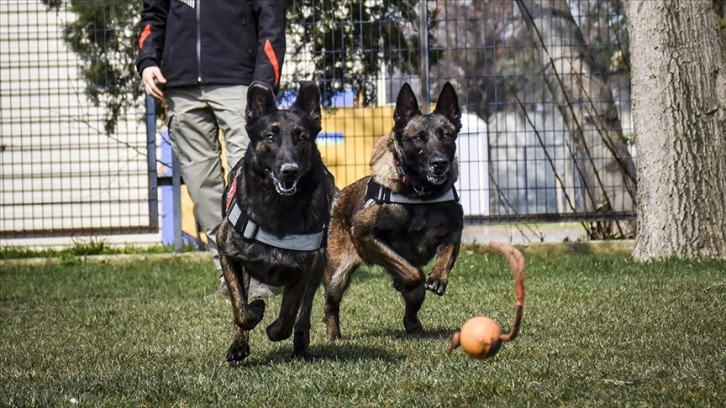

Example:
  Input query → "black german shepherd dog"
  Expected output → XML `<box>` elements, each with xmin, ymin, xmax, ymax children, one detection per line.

<box><xmin>216</xmin><ymin>81</ymin><xmax>336</xmax><ymax>362</ymax></box>
<box><xmin>323</xmin><ymin>82</ymin><xmax>464</xmax><ymax>340</ymax></box>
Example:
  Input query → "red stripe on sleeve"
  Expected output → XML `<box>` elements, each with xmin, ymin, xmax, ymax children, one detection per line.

<box><xmin>264</xmin><ymin>39</ymin><xmax>280</xmax><ymax>87</ymax></box>
<box><xmin>138</xmin><ymin>24</ymin><xmax>152</xmax><ymax>50</ymax></box>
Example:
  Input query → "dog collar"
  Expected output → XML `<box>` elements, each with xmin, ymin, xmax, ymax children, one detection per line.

<box><xmin>364</xmin><ymin>178</ymin><xmax>458</xmax><ymax>207</ymax></box>
<box><xmin>393</xmin><ymin>155</ymin><xmax>436</xmax><ymax>194</ymax></box>
<box><xmin>393</xmin><ymin>155</ymin><xmax>410</xmax><ymax>185</ymax></box>
<box><xmin>224</xmin><ymin>178</ymin><xmax>326</xmax><ymax>252</ymax></box>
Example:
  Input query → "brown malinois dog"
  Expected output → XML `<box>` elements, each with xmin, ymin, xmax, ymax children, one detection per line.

<box><xmin>323</xmin><ymin>82</ymin><xmax>464</xmax><ymax>339</ymax></box>
<box><xmin>216</xmin><ymin>81</ymin><xmax>336</xmax><ymax>361</ymax></box>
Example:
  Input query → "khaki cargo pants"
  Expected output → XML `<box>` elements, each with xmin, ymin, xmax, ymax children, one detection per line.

<box><xmin>166</xmin><ymin>84</ymin><xmax>249</xmax><ymax>271</ymax></box>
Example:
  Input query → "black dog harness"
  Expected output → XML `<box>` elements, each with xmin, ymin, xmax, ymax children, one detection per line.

<box><xmin>223</xmin><ymin>175</ymin><xmax>326</xmax><ymax>251</ymax></box>
<box><xmin>364</xmin><ymin>177</ymin><xmax>459</xmax><ymax>207</ymax></box>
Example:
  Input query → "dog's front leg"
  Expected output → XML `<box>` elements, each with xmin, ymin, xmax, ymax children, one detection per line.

<box><xmin>358</xmin><ymin>235</ymin><xmax>424</xmax><ymax>291</ymax></box>
<box><xmin>266</xmin><ymin>275</ymin><xmax>306</xmax><ymax>343</ymax></box>
<box><xmin>323</xmin><ymin>224</ymin><xmax>363</xmax><ymax>341</ymax></box>
<box><xmin>424</xmin><ymin>229</ymin><xmax>462</xmax><ymax>296</ymax></box>
<box><xmin>220</xmin><ymin>255</ymin><xmax>266</xmax><ymax>361</ymax></box>
<box><xmin>291</xmin><ymin>259</ymin><xmax>324</xmax><ymax>359</ymax></box>
<box><xmin>352</xmin><ymin>211</ymin><xmax>423</xmax><ymax>291</ymax></box>
<box><xmin>354</xmin><ymin>224</ymin><xmax>427</xmax><ymax>333</ymax></box>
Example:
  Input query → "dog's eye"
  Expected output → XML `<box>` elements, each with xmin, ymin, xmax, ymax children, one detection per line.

<box><xmin>290</xmin><ymin>128</ymin><xmax>308</xmax><ymax>143</ymax></box>
<box><xmin>265</xmin><ymin>133</ymin><xmax>276</xmax><ymax>143</ymax></box>
<box><xmin>441</xmin><ymin>132</ymin><xmax>451</xmax><ymax>140</ymax></box>
<box><xmin>414</xmin><ymin>132</ymin><xmax>425</xmax><ymax>142</ymax></box>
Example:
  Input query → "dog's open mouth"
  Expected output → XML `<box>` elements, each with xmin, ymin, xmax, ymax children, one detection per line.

<box><xmin>266</xmin><ymin>169</ymin><xmax>298</xmax><ymax>196</ymax></box>
<box><xmin>424</xmin><ymin>158</ymin><xmax>450</xmax><ymax>186</ymax></box>
<box><xmin>426</xmin><ymin>172</ymin><xmax>448</xmax><ymax>185</ymax></box>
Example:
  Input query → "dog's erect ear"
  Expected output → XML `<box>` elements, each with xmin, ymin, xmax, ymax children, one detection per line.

<box><xmin>293</xmin><ymin>81</ymin><xmax>322</xmax><ymax>129</ymax></box>
<box><xmin>433</xmin><ymin>82</ymin><xmax>461</xmax><ymax>128</ymax></box>
<box><xmin>393</xmin><ymin>82</ymin><xmax>422</xmax><ymax>126</ymax></box>
<box><xmin>246</xmin><ymin>81</ymin><xmax>278</xmax><ymax>124</ymax></box>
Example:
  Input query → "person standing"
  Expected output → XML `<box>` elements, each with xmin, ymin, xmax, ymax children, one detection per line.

<box><xmin>136</xmin><ymin>0</ymin><xmax>287</xmax><ymax>297</ymax></box>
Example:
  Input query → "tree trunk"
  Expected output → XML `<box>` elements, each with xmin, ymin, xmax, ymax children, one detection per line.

<box><xmin>629</xmin><ymin>0</ymin><xmax>726</xmax><ymax>260</ymax></box>
<box><xmin>516</xmin><ymin>0</ymin><xmax>637</xmax><ymax>239</ymax></box>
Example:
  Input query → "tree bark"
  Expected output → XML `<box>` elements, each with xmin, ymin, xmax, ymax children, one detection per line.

<box><xmin>629</xmin><ymin>0</ymin><xmax>726</xmax><ymax>259</ymax></box>
<box><xmin>516</xmin><ymin>0</ymin><xmax>637</xmax><ymax>239</ymax></box>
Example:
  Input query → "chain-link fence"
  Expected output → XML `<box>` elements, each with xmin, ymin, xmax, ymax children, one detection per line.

<box><xmin>0</xmin><ymin>0</ymin><xmax>635</xmax><ymax>244</ymax></box>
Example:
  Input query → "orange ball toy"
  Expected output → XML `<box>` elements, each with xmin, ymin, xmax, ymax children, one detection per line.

<box><xmin>448</xmin><ymin>242</ymin><xmax>526</xmax><ymax>360</ymax></box>
<box><xmin>449</xmin><ymin>316</ymin><xmax>503</xmax><ymax>359</ymax></box>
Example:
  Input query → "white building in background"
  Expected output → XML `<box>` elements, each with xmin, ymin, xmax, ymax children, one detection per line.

<box><xmin>456</xmin><ymin>112</ymin><xmax>490</xmax><ymax>217</ymax></box>
<box><xmin>0</xmin><ymin>1</ymin><xmax>156</xmax><ymax>247</ymax></box>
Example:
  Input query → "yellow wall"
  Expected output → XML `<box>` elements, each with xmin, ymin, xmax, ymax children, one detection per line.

<box><xmin>318</xmin><ymin>106</ymin><xmax>394</xmax><ymax>187</ymax></box>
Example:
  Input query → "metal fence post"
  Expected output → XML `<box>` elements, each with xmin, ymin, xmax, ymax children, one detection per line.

<box><xmin>419</xmin><ymin>0</ymin><xmax>430</xmax><ymax>113</ymax></box>
<box><xmin>145</xmin><ymin>95</ymin><xmax>159</xmax><ymax>231</ymax></box>
<box><xmin>172</xmin><ymin>147</ymin><xmax>183</xmax><ymax>253</ymax></box>
<box><xmin>146</xmin><ymin>95</ymin><xmax>182</xmax><ymax>252</ymax></box>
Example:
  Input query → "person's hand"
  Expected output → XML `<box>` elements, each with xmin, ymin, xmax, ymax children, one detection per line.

<box><xmin>141</xmin><ymin>66</ymin><xmax>167</xmax><ymax>102</ymax></box>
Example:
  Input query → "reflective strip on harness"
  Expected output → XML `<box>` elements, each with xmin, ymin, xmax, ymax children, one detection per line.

<box><xmin>226</xmin><ymin>198</ymin><xmax>325</xmax><ymax>252</ymax></box>
<box><xmin>364</xmin><ymin>178</ymin><xmax>459</xmax><ymax>207</ymax></box>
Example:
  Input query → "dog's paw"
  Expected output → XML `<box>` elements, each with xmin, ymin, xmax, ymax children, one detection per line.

<box><xmin>249</xmin><ymin>298</ymin><xmax>266</xmax><ymax>316</ymax></box>
<box><xmin>404</xmin><ymin>317</ymin><xmax>424</xmax><ymax>334</ymax></box>
<box><xmin>239</xmin><ymin>299</ymin><xmax>266</xmax><ymax>330</ymax></box>
<box><xmin>326</xmin><ymin>326</ymin><xmax>342</xmax><ymax>341</ymax></box>
<box><xmin>226</xmin><ymin>341</ymin><xmax>251</xmax><ymax>362</ymax></box>
<box><xmin>266</xmin><ymin>319</ymin><xmax>293</xmax><ymax>342</ymax></box>
<box><xmin>424</xmin><ymin>278</ymin><xmax>448</xmax><ymax>296</ymax></box>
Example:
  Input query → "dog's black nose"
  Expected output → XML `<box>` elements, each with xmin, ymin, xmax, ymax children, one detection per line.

<box><xmin>280</xmin><ymin>163</ymin><xmax>299</xmax><ymax>178</ymax></box>
<box><xmin>430</xmin><ymin>157</ymin><xmax>449</xmax><ymax>172</ymax></box>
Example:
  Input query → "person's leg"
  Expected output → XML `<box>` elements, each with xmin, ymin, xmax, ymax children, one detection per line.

<box><xmin>204</xmin><ymin>84</ymin><xmax>249</xmax><ymax>169</ymax></box>
<box><xmin>166</xmin><ymin>86</ymin><xmax>226</xmax><ymax>280</ymax></box>
<box><xmin>204</xmin><ymin>84</ymin><xmax>276</xmax><ymax>298</ymax></box>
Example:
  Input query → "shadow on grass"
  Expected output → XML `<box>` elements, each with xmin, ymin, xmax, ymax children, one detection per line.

<box><xmin>230</xmin><ymin>343</ymin><xmax>402</xmax><ymax>367</ymax></box>
<box><xmin>311</xmin><ymin>343</ymin><xmax>401</xmax><ymax>362</ymax></box>
<box><xmin>228</xmin><ymin>327</ymin><xmax>456</xmax><ymax>367</ymax></box>
<box><xmin>364</xmin><ymin>326</ymin><xmax>453</xmax><ymax>341</ymax></box>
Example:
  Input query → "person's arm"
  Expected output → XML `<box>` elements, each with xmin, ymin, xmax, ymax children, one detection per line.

<box><xmin>136</xmin><ymin>0</ymin><xmax>170</xmax><ymax>101</ymax></box>
<box><xmin>252</xmin><ymin>0</ymin><xmax>287</xmax><ymax>93</ymax></box>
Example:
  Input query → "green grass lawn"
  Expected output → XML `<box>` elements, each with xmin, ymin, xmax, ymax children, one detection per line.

<box><xmin>1</xmin><ymin>244</ymin><xmax>724</xmax><ymax>407</ymax></box>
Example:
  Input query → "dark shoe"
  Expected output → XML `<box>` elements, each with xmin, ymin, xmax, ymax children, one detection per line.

<box><xmin>249</xmin><ymin>278</ymin><xmax>276</xmax><ymax>298</ymax></box>
<box><xmin>209</xmin><ymin>278</ymin><xmax>277</xmax><ymax>300</ymax></box>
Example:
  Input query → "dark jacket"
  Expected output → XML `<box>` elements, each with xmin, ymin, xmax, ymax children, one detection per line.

<box><xmin>136</xmin><ymin>0</ymin><xmax>286</xmax><ymax>91</ymax></box>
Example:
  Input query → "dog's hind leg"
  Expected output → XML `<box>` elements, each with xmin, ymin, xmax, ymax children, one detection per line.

<box><xmin>266</xmin><ymin>276</ymin><xmax>307</xmax><ymax>343</ymax></box>
<box><xmin>291</xmin><ymin>262</ymin><xmax>324</xmax><ymax>360</ymax></box>
<box><xmin>290</xmin><ymin>287</ymin><xmax>314</xmax><ymax>360</ymax></box>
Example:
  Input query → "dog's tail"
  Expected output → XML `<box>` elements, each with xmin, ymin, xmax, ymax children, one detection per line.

<box><xmin>487</xmin><ymin>241</ymin><xmax>525</xmax><ymax>342</ymax></box>
<box><xmin>446</xmin><ymin>242</ymin><xmax>525</xmax><ymax>358</ymax></box>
